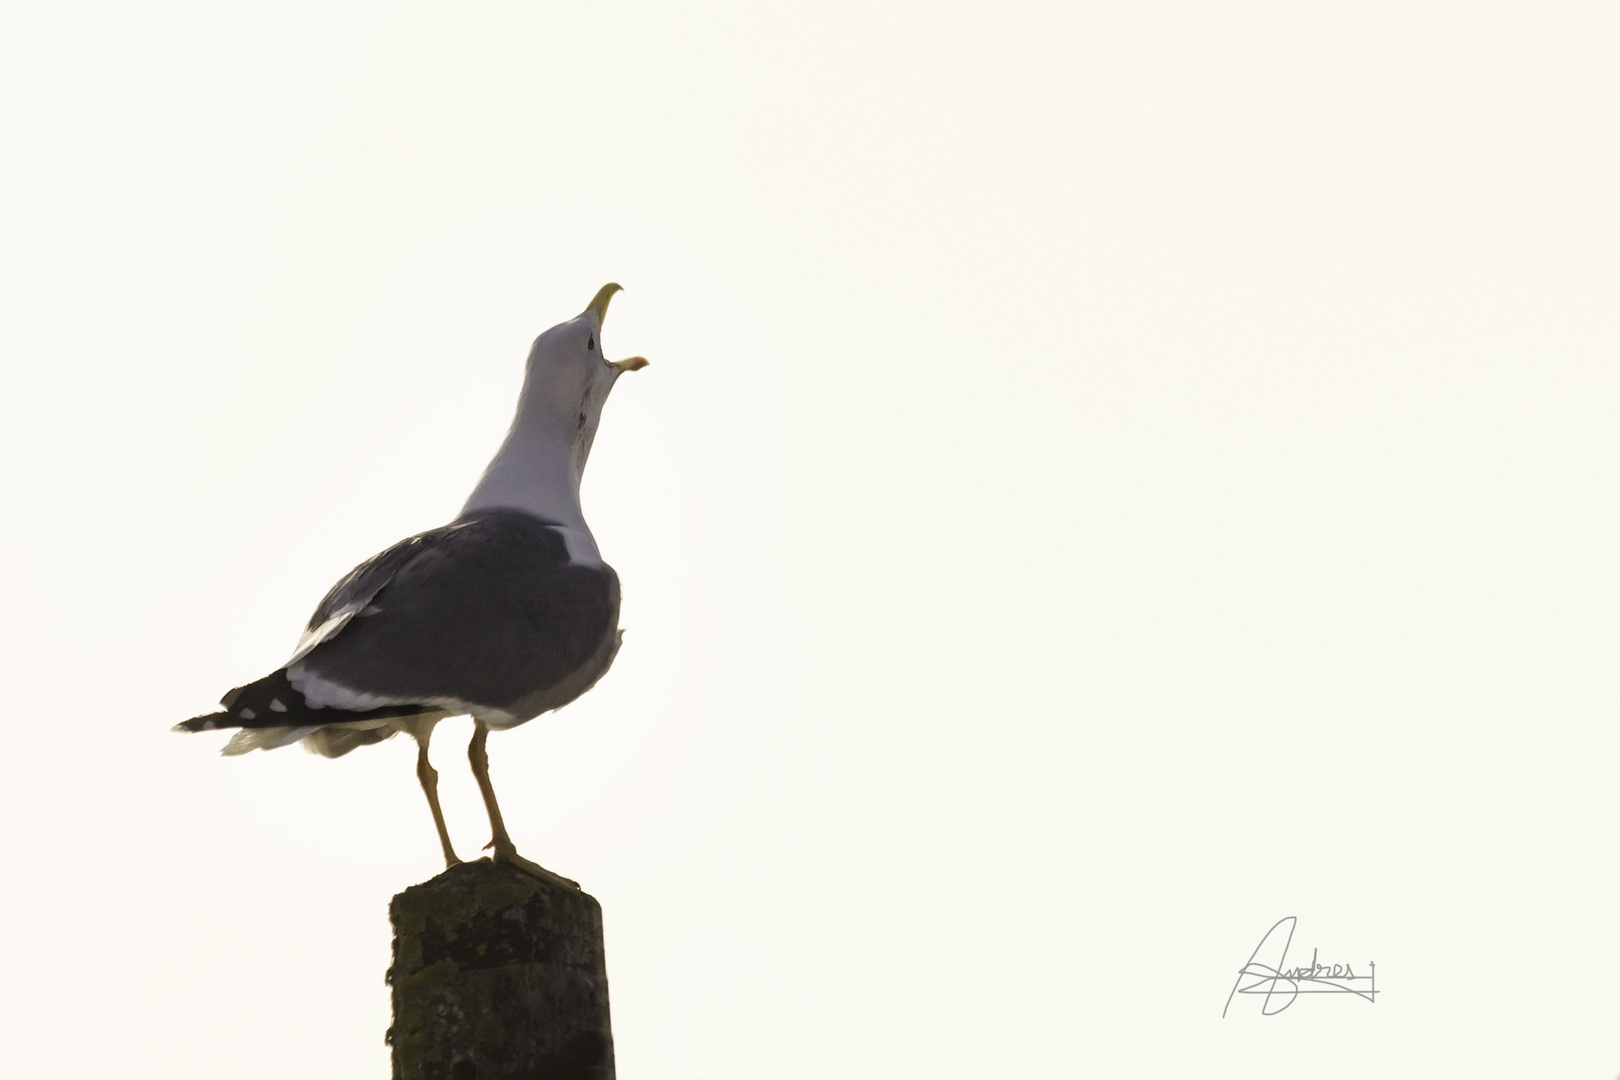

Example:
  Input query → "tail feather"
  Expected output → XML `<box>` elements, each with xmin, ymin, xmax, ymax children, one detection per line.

<box><xmin>300</xmin><ymin>724</ymin><xmax>401</xmax><ymax>758</ymax></box>
<box><xmin>221</xmin><ymin>725</ymin><xmax>323</xmax><ymax>755</ymax></box>
<box><xmin>174</xmin><ymin>668</ymin><xmax>435</xmax><ymax>746</ymax></box>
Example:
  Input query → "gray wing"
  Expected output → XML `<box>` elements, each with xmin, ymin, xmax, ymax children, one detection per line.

<box><xmin>288</xmin><ymin>523</ymin><xmax>467</xmax><ymax>664</ymax></box>
<box><xmin>288</xmin><ymin>509</ymin><xmax>622</xmax><ymax>722</ymax></box>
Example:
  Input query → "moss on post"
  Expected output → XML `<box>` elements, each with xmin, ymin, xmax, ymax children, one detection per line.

<box><xmin>388</xmin><ymin>859</ymin><xmax>614</xmax><ymax>1080</ymax></box>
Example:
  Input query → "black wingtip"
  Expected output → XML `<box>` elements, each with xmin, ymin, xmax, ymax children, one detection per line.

<box><xmin>174</xmin><ymin>713</ymin><xmax>225</xmax><ymax>733</ymax></box>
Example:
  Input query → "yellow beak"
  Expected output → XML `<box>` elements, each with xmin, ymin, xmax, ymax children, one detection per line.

<box><xmin>585</xmin><ymin>283</ymin><xmax>622</xmax><ymax>323</ymax></box>
<box><xmin>586</xmin><ymin>283</ymin><xmax>649</xmax><ymax>373</ymax></box>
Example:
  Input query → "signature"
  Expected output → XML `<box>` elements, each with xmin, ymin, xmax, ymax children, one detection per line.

<box><xmin>1222</xmin><ymin>916</ymin><xmax>1377</xmax><ymax>1017</ymax></box>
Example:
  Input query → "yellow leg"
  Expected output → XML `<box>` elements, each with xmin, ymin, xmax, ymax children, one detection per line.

<box><xmin>468</xmin><ymin>720</ymin><xmax>578</xmax><ymax>889</ymax></box>
<box><xmin>413</xmin><ymin>730</ymin><xmax>462</xmax><ymax>869</ymax></box>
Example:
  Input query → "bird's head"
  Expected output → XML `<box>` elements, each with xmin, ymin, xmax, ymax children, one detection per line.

<box><xmin>526</xmin><ymin>282</ymin><xmax>646</xmax><ymax>387</ymax></box>
<box><xmin>519</xmin><ymin>283</ymin><xmax>647</xmax><ymax>461</ymax></box>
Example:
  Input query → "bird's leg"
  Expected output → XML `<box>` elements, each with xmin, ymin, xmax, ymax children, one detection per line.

<box><xmin>466</xmin><ymin>720</ymin><xmax>514</xmax><ymax>854</ymax></box>
<box><xmin>467</xmin><ymin>720</ymin><xmax>578</xmax><ymax>890</ymax></box>
<box><xmin>413</xmin><ymin>730</ymin><xmax>462</xmax><ymax>869</ymax></box>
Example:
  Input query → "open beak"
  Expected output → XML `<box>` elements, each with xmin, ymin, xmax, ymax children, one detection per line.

<box><xmin>586</xmin><ymin>282</ymin><xmax>650</xmax><ymax>373</ymax></box>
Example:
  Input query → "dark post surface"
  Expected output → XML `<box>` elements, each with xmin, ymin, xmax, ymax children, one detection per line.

<box><xmin>388</xmin><ymin>859</ymin><xmax>614</xmax><ymax>1080</ymax></box>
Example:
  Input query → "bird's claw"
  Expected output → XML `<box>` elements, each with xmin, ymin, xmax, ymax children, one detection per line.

<box><xmin>487</xmin><ymin>843</ymin><xmax>580</xmax><ymax>890</ymax></box>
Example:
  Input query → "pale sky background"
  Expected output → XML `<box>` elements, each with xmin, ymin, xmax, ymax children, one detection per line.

<box><xmin>1</xmin><ymin>2</ymin><xmax>1617</xmax><ymax>1077</ymax></box>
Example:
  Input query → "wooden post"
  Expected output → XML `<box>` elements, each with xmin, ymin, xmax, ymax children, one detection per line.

<box><xmin>388</xmin><ymin>859</ymin><xmax>615</xmax><ymax>1080</ymax></box>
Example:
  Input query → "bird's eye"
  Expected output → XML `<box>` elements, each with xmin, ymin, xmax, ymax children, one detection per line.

<box><xmin>587</xmin><ymin>335</ymin><xmax>595</xmax><ymax>350</ymax></box>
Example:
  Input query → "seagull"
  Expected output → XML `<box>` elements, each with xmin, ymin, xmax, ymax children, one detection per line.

<box><xmin>176</xmin><ymin>284</ymin><xmax>647</xmax><ymax>886</ymax></box>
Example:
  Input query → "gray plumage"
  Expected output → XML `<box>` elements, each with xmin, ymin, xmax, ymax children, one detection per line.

<box><xmin>291</xmin><ymin>508</ymin><xmax>622</xmax><ymax>728</ymax></box>
<box><xmin>174</xmin><ymin>284</ymin><xmax>647</xmax><ymax>878</ymax></box>
<box><xmin>179</xmin><ymin>509</ymin><xmax>621</xmax><ymax>746</ymax></box>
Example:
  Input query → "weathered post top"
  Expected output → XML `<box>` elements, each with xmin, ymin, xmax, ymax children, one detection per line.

<box><xmin>388</xmin><ymin>859</ymin><xmax>614</xmax><ymax>1080</ymax></box>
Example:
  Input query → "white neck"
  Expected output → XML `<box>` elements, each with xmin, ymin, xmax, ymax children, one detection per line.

<box><xmin>460</xmin><ymin>404</ymin><xmax>602</xmax><ymax>564</ymax></box>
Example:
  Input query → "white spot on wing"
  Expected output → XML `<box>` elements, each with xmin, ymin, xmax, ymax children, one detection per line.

<box><xmin>239</xmin><ymin>708</ymin><xmax>256</xmax><ymax>720</ymax></box>
<box><xmin>269</xmin><ymin>698</ymin><xmax>287</xmax><ymax>713</ymax></box>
